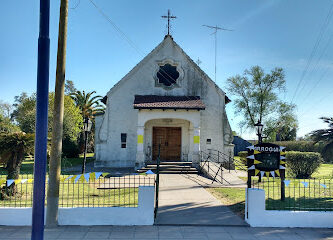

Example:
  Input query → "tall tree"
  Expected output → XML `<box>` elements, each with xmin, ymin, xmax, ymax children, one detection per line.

<box><xmin>226</xmin><ymin>66</ymin><xmax>285</xmax><ymax>129</ymax></box>
<box><xmin>65</xmin><ymin>80</ymin><xmax>77</xmax><ymax>95</ymax></box>
<box><xmin>0</xmin><ymin>100</ymin><xmax>13</xmax><ymax>119</ymax></box>
<box><xmin>11</xmin><ymin>93</ymin><xmax>81</xmax><ymax>140</ymax></box>
<box><xmin>264</xmin><ymin>102</ymin><xmax>298</xmax><ymax>141</ymax></box>
<box><xmin>11</xmin><ymin>93</ymin><xmax>36</xmax><ymax>133</ymax></box>
<box><xmin>0</xmin><ymin>115</ymin><xmax>20</xmax><ymax>133</ymax></box>
<box><xmin>46</xmin><ymin>0</ymin><xmax>69</xmax><ymax>227</ymax></box>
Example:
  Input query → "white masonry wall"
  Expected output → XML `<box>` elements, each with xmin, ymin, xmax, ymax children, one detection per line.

<box><xmin>246</xmin><ymin>188</ymin><xmax>333</xmax><ymax>228</ymax></box>
<box><xmin>0</xmin><ymin>186</ymin><xmax>155</xmax><ymax>226</ymax></box>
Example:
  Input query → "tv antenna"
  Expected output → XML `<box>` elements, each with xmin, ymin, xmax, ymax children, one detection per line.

<box><xmin>203</xmin><ymin>24</ymin><xmax>232</xmax><ymax>83</ymax></box>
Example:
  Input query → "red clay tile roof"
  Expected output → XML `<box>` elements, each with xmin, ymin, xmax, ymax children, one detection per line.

<box><xmin>133</xmin><ymin>95</ymin><xmax>205</xmax><ymax>110</ymax></box>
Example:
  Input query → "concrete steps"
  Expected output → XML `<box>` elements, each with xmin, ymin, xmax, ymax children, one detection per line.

<box><xmin>137</xmin><ymin>162</ymin><xmax>198</xmax><ymax>174</ymax></box>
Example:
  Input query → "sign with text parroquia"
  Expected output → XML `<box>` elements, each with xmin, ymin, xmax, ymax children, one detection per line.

<box><xmin>247</xmin><ymin>143</ymin><xmax>286</xmax><ymax>178</ymax></box>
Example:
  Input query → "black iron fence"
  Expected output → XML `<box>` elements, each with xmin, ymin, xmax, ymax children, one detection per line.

<box><xmin>0</xmin><ymin>174</ymin><xmax>155</xmax><ymax>208</ymax></box>
<box><xmin>252</xmin><ymin>177</ymin><xmax>333</xmax><ymax>211</ymax></box>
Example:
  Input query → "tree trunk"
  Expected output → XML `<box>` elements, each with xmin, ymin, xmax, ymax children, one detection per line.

<box><xmin>2</xmin><ymin>149</ymin><xmax>24</xmax><ymax>197</ymax></box>
<box><xmin>46</xmin><ymin>0</ymin><xmax>68</xmax><ymax>227</ymax></box>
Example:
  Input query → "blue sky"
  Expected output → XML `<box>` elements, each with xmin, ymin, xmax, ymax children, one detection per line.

<box><xmin>1</xmin><ymin>0</ymin><xmax>333</xmax><ymax>139</ymax></box>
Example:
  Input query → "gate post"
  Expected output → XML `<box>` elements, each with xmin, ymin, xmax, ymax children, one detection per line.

<box><xmin>154</xmin><ymin>143</ymin><xmax>161</xmax><ymax>220</ymax></box>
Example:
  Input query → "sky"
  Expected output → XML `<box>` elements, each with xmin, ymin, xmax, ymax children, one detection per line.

<box><xmin>1</xmin><ymin>0</ymin><xmax>333</xmax><ymax>139</ymax></box>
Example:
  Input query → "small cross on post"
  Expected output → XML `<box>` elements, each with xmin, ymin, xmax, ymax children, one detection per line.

<box><xmin>196</xmin><ymin>58</ymin><xmax>202</xmax><ymax>66</ymax></box>
<box><xmin>161</xmin><ymin>9</ymin><xmax>176</xmax><ymax>35</ymax></box>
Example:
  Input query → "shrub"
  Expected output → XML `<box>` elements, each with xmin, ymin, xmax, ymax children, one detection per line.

<box><xmin>62</xmin><ymin>138</ymin><xmax>80</xmax><ymax>158</ymax></box>
<box><xmin>286</xmin><ymin>151</ymin><xmax>322</xmax><ymax>179</ymax></box>
<box><xmin>238</xmin><ymin>151</ymin><xmax>248</xmax><ymax>165</ymax></box>
<box><xmin>272</xmin><ymin>141</ymin><xmax>323</xmax><ymax>153</ymax></box>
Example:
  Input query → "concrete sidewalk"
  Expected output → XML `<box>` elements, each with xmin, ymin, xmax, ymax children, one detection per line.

<box><xmin>155</xmin><ymin>174</ymin><xmax>247</xmax><ymax>226</ymax></box>
<box><xmin>2</xmin><ymin>225</ymin><xmax>333</xmax><ymax>240</ymax></box>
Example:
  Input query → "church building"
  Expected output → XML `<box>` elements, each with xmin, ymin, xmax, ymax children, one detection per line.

<box><xmin>94</xmin><ymin>34</ymin><xmax>234</xmax><ymax>168</ymax></box>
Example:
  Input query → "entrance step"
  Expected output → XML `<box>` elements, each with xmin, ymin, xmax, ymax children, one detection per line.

<box><xmin>137</xmin><ymin>161</ymin><xmax>198</xmax><ymax>174</ymax></box>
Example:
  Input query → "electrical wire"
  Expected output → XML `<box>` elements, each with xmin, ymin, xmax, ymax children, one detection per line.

<box><xmin>291</xmin><ymin>2</ymin><xmax>333</xmax><ymax>103</ymax></box>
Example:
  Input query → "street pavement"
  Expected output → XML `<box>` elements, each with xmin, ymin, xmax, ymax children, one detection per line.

<box><xmin>1</xmin><ymin>225</ymin><xmax>333</xmax><ymax>239</ymax></box>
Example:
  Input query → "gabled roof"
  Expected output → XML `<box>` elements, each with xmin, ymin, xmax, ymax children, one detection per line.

<box><xmin>105</xmin><ymin>35</ymin><xmax>231</xmax><ymax>104</ymax></box>
<box><xmin>133</xmin><ymin>95</ymin><xmax>205</xmax><ymax>110</ymax></box>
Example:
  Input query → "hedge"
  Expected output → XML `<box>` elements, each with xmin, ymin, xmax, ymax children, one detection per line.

<box><xmin>271</xmin><ymin>141</ymin><xmax>324</xmax><ymax>153</ymax></box>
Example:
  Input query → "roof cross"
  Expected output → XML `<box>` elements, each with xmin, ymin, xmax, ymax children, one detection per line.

<box><xmin>162</xmin><ymin>9</ymin><xmax>176</xmax><ymax>35</ymax></box>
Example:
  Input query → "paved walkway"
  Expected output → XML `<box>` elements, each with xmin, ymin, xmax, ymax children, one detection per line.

<box><xmin>155</xmin><ymin>174</ymin><xmax>247</xmax><ymax>226</ymax></box>
<box><xmin>2</xmin><ymin>225</ymin><xmax>333</xmax><ymax>240</ymax></box>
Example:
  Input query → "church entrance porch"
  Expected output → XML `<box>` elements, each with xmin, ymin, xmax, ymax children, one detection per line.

<box><xmin>135</xmin><ymin>109</ymin><xmax>201</xmax><ymax>168</ymax></box>
<box><xmin>152</xmin><ymin>127</ymin><xmax>181</xmax><ymax>161</ymax></box>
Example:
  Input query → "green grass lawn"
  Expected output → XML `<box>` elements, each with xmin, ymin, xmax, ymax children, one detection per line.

<box><xmin>210</xmin><ymin>160</ymin><xmax>333</xmax><ymax>217</ymax></box>
<box><xmin>0</xmin><ymin>176</ymin><xmax>140</xmax><ymax>208</ymax></box>
<box><xmin>209</xmin><ymin>177</ymin><xmax>333</xmax><ymax>217</ymax></box>
<box><xmin>312</xmin><ymin>164</ymin><xmax>333</xmax><ymax>179</ymax></box>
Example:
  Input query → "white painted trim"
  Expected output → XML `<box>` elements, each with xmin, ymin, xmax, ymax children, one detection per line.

<box><xmin>246</xmin><ymin>188</ymin><xmax>333</xmax><ymax>228</ymax></box>
<box><xmin>0</xmin><ymin>186</ymin><xmax>154</xmax><ymax>226</ymax></box>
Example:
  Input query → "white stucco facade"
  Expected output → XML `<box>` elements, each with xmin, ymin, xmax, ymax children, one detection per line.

<box><xmin>95</xmin><ymin>35</ymin><xmax>233</xmax><ymax>168</ymax></box>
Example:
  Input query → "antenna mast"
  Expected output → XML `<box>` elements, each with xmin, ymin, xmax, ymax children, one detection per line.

<box><xmin>203</xmin><ymin>24</ymin><xmax>232</xmax><ymax>83</ymax></box>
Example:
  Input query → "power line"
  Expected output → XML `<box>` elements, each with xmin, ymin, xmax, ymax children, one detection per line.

<box><xmin>88</xmin><ymin>0</ymin><xmax>144</xmax><ymax>56</ymax></box>
<box><xmin>298</xmin><ymin>65</ymin><xmax>331</xmax><ymax>106</ymax></box>
<box><xmin>296</xmin><ymin>33</ymin><xmax>333</xmax><ymax>104</ymax></box>
<box><xmin>291</xmin><ymin>2</ymin><xmax>333</xmax><ymax>103</ymax></box>
<box><xmin>297</xmin><ymin>88</ymin><xmax>333</xmax><ymax>118</ymax></box>
<box><xmin>70</xmin><ymin>0</ymin><xmax>80</xmax><ymax>10</ymax></box>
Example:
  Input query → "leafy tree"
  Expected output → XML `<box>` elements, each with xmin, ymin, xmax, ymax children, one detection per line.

<box><xmin>226</xmin><ymin>66</ymin><xmax>285</xmax><ymax>130</ymax></box>
<box><xmin>65</xmin><ymin>80</ymin><xmax>77</xmax><ymax>95</ymax></box>
<box><xmin>70</xmin><ymin>90</ymin><xmax>104</xmax><ymax>119</ymax></box>
<box><xmin>310</xmin><ymin>117</ymin><xmax>333</xmax><ymax>162</ymax></box>
<box><xmin>49</xmin><ymin>93</ymin><xmax>82</xmax><ymax>142</ymax></box>
<box><xmin>0</xmin><ymin>100</ymin><xmax>13</xmax><ymax>118</ymax></box>
<box><xmin>0</xmin><ymin>132</ymin><xmax>34</xmax><ymax>197</ymax></box>
<box><xmin>11</xmin><ymin>92</ymin><xmax>82</xmax><ymax>141</ymax></box>
<box><xmin>0</xmin><ymin>115</ymin><xmax>20</xmax><ymax>133</ymax></box>
<box><xmin>263</xmin><ymin>102</ymin><xmax>298</xmax><ymax>141</ymax></box>
<box><xmin>11</xmin><ymin>93</ymin><xmax>36</xmax><ymax>133</ymax></box>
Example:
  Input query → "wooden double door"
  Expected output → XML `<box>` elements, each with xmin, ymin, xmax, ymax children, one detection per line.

<box><xmin>152</xmin><ymin>127</ymin><xmax>181</xmax><ymax>161</ymax></box>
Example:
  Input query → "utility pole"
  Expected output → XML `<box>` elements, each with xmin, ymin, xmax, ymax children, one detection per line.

<box><xmin>31</xmin><ymin>0</ymin><xmax>50</xmax><ymax>239</ymax></box>
<box><xmin>203</xmin><ymin>25</ymin><xmax>232</xmax><ymax>83</ymax></box>
<box><xmin>46</xmin><ymin>0</ymin><xmax>68</xmax><ymax>227</ymax></box>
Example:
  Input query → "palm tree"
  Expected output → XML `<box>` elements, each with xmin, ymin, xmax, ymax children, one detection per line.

<box><xmin>70</xmin><ymin>90</ymin><xmax>105</xmax><ymax>119</ymax></box>
<box><xmin>310</xmin><ymin>117</ymin><xmax>333</xmax><ymax>161</ymax></box>
<box><xmin>70</xmin><ymin>90</ymin><xmax>105</xmax><ymax>161</ymax></box>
